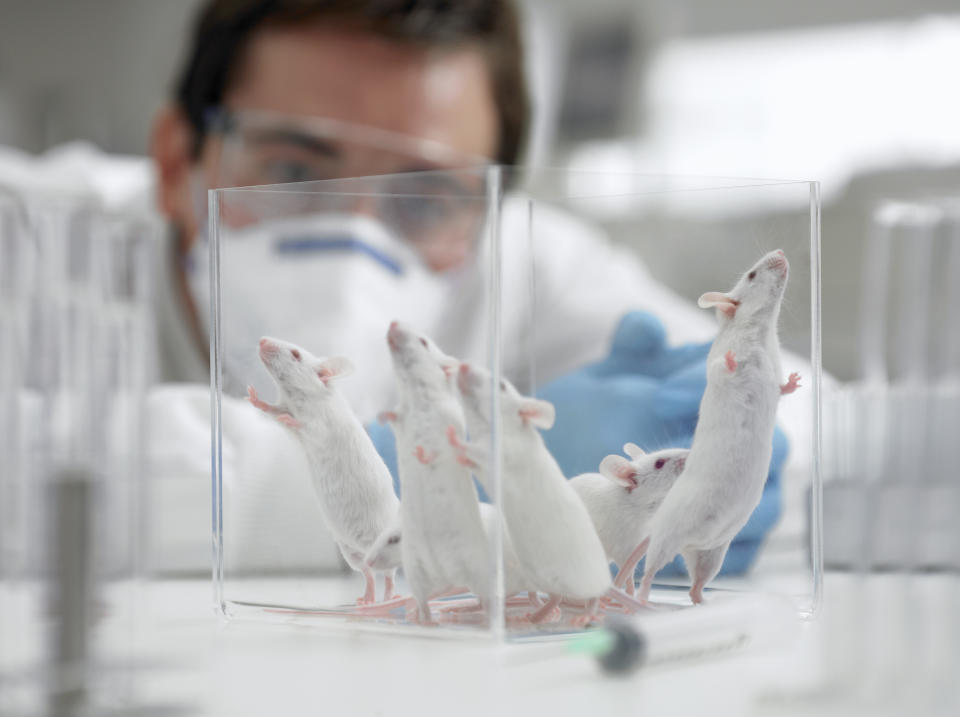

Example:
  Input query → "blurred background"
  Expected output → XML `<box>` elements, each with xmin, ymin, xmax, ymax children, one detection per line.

<box><xmin>3</xmin><ymin>0</ymin><xmax>960</xmax><ymax>378</ymax></box>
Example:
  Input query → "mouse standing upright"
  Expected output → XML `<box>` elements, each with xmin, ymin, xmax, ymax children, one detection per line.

<box><xmin>248</xmin><ymin>337</ymin><xmax>400</xmax><ymax>604</ymax></box>
<box><xmin>382</xmin><ymin>321</ymin><xmax>490</xmax><ymax>625</ymax></box>
<box><xmin>616</xmin><ymin>249</ymin><xmax>801</xmax><ymax>605</ymax></box>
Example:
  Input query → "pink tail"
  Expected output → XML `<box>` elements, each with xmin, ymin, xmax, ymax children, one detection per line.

<box><xmin>263</xmin><ymin>587</ymin><xmax>472</xmax><ymax>620</ymax></box>
<box><xmin>613</xmin><ymin>536</ymin><xmax>650</xmax><ymax>589</ymax></box>
<box><xmin>264</xmin><ymin>594</ymin><xmax>415</xmax><ymax>619</ymax></box>
<box><xmin>604</xmin><ymin>587</ymin><xmax>651</xmax><ymax>613</ymax></box>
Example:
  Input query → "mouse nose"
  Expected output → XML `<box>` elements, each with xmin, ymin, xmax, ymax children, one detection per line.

<box><xmin>767</xmin><ymin>250</ymin><xmax>788</xmax><ymax>273</ymax></box>
<box><xmin>258</xmin><ymin>337</ymin><xmax>278</xmax><ymax>360</ymax></box>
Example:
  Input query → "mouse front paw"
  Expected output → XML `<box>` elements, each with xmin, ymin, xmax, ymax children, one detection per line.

<box><xmin>276</xmin><ymin>413</ymin><xmax>302</xmax><ymax>429</ymax></box>
<box><xmin>247</xmin><ymin>385</ymin><xmax>268</xmax><ymax>411</ymax></box>
<box><xmin>377</xmin><ymin>410</ymin><xmax>398</xmax><ymax>424</ymax></box>
<box><xmin>446</xmin><ymin>427</ymin><xmax>477</xmax><ymax>468</ymax></box>
<box><xmin>414</xmin><ymin>446</ymin><xmax>436</xmax><ymax>465</ymax></box>
<box><xmin>724</xmin><ymin>350</ymin><xmax>737</xmax><ymax>373</ymax></box>
<box><xmin>780</xmin><ymin>372</ymin><xmax>801</xmax><ymax>395</ymax></box>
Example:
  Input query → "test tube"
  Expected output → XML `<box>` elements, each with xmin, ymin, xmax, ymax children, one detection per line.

<box><xmin>930</xmin><ymin>199</ymin><xmax>960</xmax><ymax>384</ymax></box>
<box><xmin>96</xmin><ymin>213</ymin><xmax>157</xmax><ymax>577</ymax></box>
<box><xmin>932</xmin><ymin>200</ymin><xmax>960</xmax><ymax>574</ymax></box>
<box><xmin>858</xmin><ymin>203</ymin><xmax>895</xmax><ymax>384</ymax></box>
<box><xmin>0</xmin><ymin>193</ymin><xmax>28</xmax><ymax>574</ymax></box>
<box><xmin>27</xmin><ymin>198</ymin><xmax>104</xmax><ymax>470</ymax></box>
<box><xmin>0</xmin><ymin>191</ymin><xmax>30</xmax><ymax>713</ymax></box>
<box><xmin>889</xmin><ymin>203</ymin><xmax>940</xmax><ymax>385</ymax></box>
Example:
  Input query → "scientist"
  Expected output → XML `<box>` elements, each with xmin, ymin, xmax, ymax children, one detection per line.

<box><xmin>148</xmin><ymin>0</ymin><xmax>785</xmax><ymax>576</ymax></box>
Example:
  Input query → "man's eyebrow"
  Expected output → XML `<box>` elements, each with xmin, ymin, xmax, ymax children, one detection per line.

<box><xmin>245</xmin><ymin>128</ymin><xmax>340</xmax><ymax>157</ymax></box>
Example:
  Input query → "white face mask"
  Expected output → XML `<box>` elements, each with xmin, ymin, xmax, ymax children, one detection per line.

<box><xmin>186</xmin><ymin>211</ymin><xmax>456</xmax><ymax>421</ymax></box>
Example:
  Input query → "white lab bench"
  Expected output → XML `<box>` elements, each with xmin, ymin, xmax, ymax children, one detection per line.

<box><xmin>130</xmin><ymin>579</ymin><xmax>805</xmax><ymax>717</ymax></box>
<box><xmin>148</xmin><ymin>571</ymin><xmax>960</xmax><ymax>716</ymax></box>
<box><xmin>4</xmin><ymin>572</ymin><xmax>957</xmax><ymax>716</ymax></box>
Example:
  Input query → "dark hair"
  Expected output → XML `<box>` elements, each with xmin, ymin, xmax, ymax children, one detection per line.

<box><xmin>174</xmin><ymin>0</ymin><xmax>529</xmax><ymax>164</ymax></box>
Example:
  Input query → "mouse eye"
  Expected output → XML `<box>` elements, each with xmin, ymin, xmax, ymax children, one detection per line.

<box><xmin>419</xmin><ymin>338</ymin><xmax>428</xmax><ymax>348</ymax></box>
<box><xmin>654</xmin><ymin>458</ymin><xmax>666</xmax><ymax>470</ymax></box>
<box><xmin>387</xmin><ymin>535</ymin><xmax>400</xmax><ymax>545</ymax></box>
<box><xmin>291</xmin><ymin>349</ymin><xmax>301</xmax><ymax>361</ymax></box>
<box><xmin>748</xmin><ymin>270</ymin><xmax>757</xmax><ymax>280</ymax></box>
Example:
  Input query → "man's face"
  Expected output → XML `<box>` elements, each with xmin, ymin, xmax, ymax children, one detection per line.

<box><xmin>161</xmin><ymin>22</ymin><xmax>499</xmax><ymax>264</ymax></box>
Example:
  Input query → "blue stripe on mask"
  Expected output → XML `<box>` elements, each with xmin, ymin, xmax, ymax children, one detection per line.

<box><xmin>273</xmin><ymin>236</ymin><xmax>405</xmax><ymax>276</ymax></box>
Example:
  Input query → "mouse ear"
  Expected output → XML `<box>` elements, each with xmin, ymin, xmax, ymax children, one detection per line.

<box><xmin>697</xmin><ymin>291</ymin><xmax>738</xmax><ymax>318</ymax></box>
<box><xmin>623</xmin><ymin>442</ymin><xmax>645</xmax><ymax>459</ymax></box>
<box><xmin>317</xmin><ymin>356</ymin><xmax>354</xmax><ymax>383</ymax></box>
<box><xmin>599</xmin><ymin>455</ymin><xmax>639</xmax><ymax>491</ymax></box>
<box><xmin>697</xmin><ymin>291</ymin><xmax>734</xmax><ymax>309</ymax></box>
<box><xmin>517</xmin><ymin>398</ymin><xmax>555</xmax><ymax>430</ymax></box>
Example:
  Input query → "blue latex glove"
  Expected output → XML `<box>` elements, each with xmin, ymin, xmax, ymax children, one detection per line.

<box><xmin>537</xmin><ymin>311</ymin><xmax>787</xmax><ymax>577</ymax></box>
<box><xmin>538</xmin><ymin>312</ymin><xmax>711</xmax><ymax>476</ymax></box>
<box><xmin>366</xmin><ymin>420</ymin><xmax>401</xmax><ymax>498</ymax></box>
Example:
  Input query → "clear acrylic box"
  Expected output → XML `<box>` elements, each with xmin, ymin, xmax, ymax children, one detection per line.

<box><xmin>209</xmin><ymin>167</ymin><xmax>822</xmax><ymax>639</ymax></box>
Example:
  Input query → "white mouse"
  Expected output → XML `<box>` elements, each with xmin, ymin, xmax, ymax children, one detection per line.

<box><xmin>382</xmin><ymin>321</ymin><xmax>490</xmax><ymax>624</ymax></box>
<box><xmin>618</xmin><ymin>249</ymin><xmax>802</xmax><ymax>605</ymax></box>
<box><xmin>365</xmin><ymin>502</ymin><xmax>529</xmax><ymax>599</ymax></box>
<box><xmin>451</xmin><ymin>363</ymin><xmax>649</xmax><ymax>625</ymax></box>
<box><xmin>569</xmin><ymin>444</ymin><xmax>689</xmax><ymax>595</ymax></box>
<box><xmin>248</xmin><ymin>336</ymin><xmax>400</xmax><ymax>604</ymax></box>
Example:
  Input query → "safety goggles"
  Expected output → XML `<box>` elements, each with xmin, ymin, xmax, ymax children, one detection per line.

<box><xmin>204</xmin><ymin>108</ymin><xmax>491</xmax><ymax>184</ymax></box>
<box><xmin>204</xmin><ymin>108</ymin><xmax>492</xmax><ymax>269</ymax></box>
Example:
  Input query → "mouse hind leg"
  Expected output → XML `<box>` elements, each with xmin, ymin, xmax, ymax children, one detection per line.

<box><xmin>382</xmin><ymin>568</ymin><xmax>397</xmax><ymax>602</ymax></box>
<box><xmin>570</xmin><ymin>598</ymin><xmax>600</xmax><ymax>628</ymax></box>
<box><xmin>683</xmin><ymin>543</ymin><xmax>729</xmax><ymax>605</ymax></box>
<box><xmin>637</xmin><ymin>533</ymin><xmax>682</xmax><ymax>604</ymax></box>
<box><xmin>527</xmin><ymin>594</ymin><xmax>562</xmax><ymax>624</ymax></box>
<box><xmin>613</xmin><ymin>537</ymin><xmax>650</xmax><ymax>593</ymax></box>
<box><xmin>406</xmin><ymin>570</ymin><xmax>436</xmax><ymax>625</ymax></box>
<box><xmin>338</xmin><ymin>543</ymin><xmax>377</xmax><ymax>605</ymax></box>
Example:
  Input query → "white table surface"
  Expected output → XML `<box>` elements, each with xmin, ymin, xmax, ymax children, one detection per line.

<box><xmin>4</xmin><ymin>572</ymin><xmax>958</xmax><ymax>717</ymax></box>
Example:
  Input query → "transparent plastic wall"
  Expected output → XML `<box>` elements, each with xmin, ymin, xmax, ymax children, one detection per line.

<box><xmin>210</xmin><ymin>167</ymin><xmax>821</xmax><ymax>638</ymax></box>
<box><xmin>209</xmin><ymin>168</ymin><xmax>503</xmax><ymax>635</ymax></box>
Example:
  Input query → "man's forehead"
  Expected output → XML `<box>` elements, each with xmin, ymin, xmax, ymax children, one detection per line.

<box><xmin>223</xmin><ymin>22</ymin><xmax>497</xmax><ymax>159</ymax></box>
